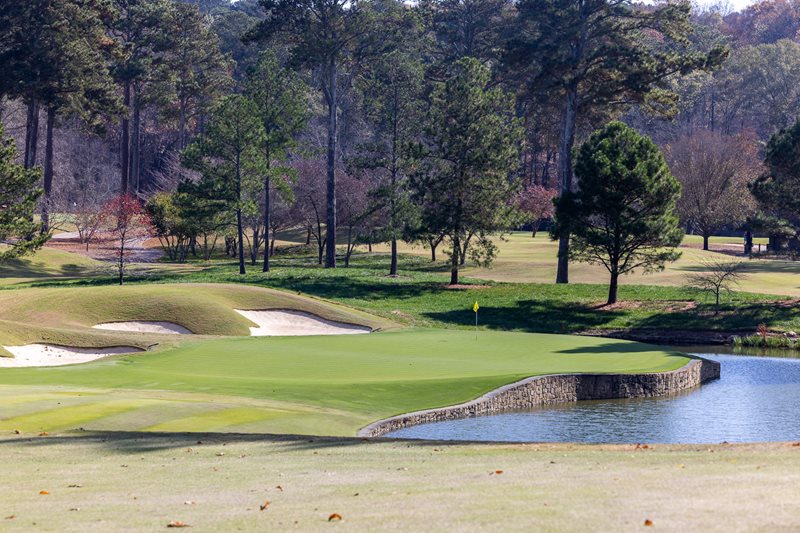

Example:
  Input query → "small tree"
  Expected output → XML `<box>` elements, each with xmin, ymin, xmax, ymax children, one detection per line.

<box><xmin>182</xmin><ymin>95</ymin><xmax>265</xmax><ymax>274</ymax></box>
<box><xmin>687</xmin><ymin>260</ymin><xmax>745</xmax><ymax>314</ymax></box>
<box><xmin>553</xmin><ymin>122</ymin><xmax>683</xmax><ymax>305</ymax></box>
<box><xmin>101</xmin><ymin>194</ymin><xmax>153</xmax><ymax>285</ymax></box>
<box><xmin>515</xmin><ymin>185</ymin><xmax>558</xmax><ymax>237</ymax></box>
<box><xmin>409</xmin><ymin>58</ymin><xmax>522</xmax><ymax>285</ymax></box>
<box><xmin>0</xmin><ymin>123</ymin><xmax>49</xmax><ymax>262</ymax></box>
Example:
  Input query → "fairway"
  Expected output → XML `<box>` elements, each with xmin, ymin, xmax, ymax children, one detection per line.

<box><xmin>367</xmin><ymin>233</ymin><xmax>800</xmax><ymax>296</ymax></box>
<box><xmin>0</xmin><ymin>329</ymin><xmax>688</xmax><ymax>436</ymax></box>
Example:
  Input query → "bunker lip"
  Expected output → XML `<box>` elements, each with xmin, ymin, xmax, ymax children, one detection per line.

<box><xmin>234</xmin><ymin>309</ymin><xmax>372</xmax><ymax>336</ymax></box>
<box><xmin>359</xmin><ymin>357</ymin><xmax>721</xmax><ymax>439</ymax></box>
<box><xmin>0</xmin><ymin>344</ymin><xmax>144</xmax><ymax>367</ymax></box>
<box><xmin>92</xmin><ymin>321</ymin><xmax>193</xmax><ymax>335</ymax></box>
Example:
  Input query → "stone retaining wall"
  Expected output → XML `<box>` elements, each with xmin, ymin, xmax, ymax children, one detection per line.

<box><xmin>359</xmin><ymin>357</ymin><xmax>721</xmax><ymax>438</ymax></box>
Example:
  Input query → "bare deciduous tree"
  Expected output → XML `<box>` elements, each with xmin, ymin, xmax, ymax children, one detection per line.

<box><xmin>666</xmin><ymin>131</ymin><xmax>760</xmax><ymax>250</ymax></box>
<box><xmin>687</xmin><ymin>260</ymin><xmax>746</xmax><ymax>313</ymax></box>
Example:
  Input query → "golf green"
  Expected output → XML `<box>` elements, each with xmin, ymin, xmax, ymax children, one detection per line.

<box><xmin>0</xmin><ymin>329</ymin><xmax>688</xmax><ymax>436</ymax></box>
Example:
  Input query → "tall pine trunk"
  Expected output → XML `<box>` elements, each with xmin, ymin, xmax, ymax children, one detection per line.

<box><xmin>607</xmin><ymin>269</ymin><xmax>619</xmax><ymax>305</ymax></box>
<box><xmin>131</xmin><ymin>90</ymin><xmax>141</xmax><ymax>193</ymax></box>
<box><xmin>24</xmin><ymin>99</ymin><xmax>40</xmax><ymax>170</ymax></box>
<box><xmin>42</xmin><ymin>107</ymin><xmax>56</xmax><ymax>232</ymax></box>
<box><xmin>121</xmin><ymin>82</ymin><xmax>131</xmax><ymax>193</ymax></box>
<box><xmin>262</xmin><ymin>148</ymin><xmax>271</xmax><ymax>272</ymax></box>
<box><xmin>236</xmin><ymin>152</ymin><xmax>246</xmax><ymax>275</ymax></box>
<box><xmin>703</xmin><ymin>233</ymin><xmax>710</xmax><ymax>251</ymax></box>
<box><xmin>324</xmin><ymin>59</ymin><xmax>338</xmax><ymax>268</ymax></box>
<box><xmin>556</xmin><ymin>83</ymin><xmax>578</xmax><ymax>284</ymax></box>
<box><xmin>450</xmin><ymin>235</ymin><xmax>460</xmax><ymax>285</ymax></box>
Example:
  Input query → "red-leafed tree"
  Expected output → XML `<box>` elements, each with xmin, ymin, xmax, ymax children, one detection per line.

<box><xmin>101</xmin><ymin>194</ymin><xmax>153</xmax><ymax>285</ymax></box>
<box><xmin>515</xmin><ymin>185</ymin><xmax>558</xmax><ymax>237</ymax></box>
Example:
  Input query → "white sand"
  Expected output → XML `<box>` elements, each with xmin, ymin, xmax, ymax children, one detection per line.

<box><xmin>0</xmin><ymin>344</ymin><xmax>142</xmax><ymax>367</ymax></box>
<box><xmin>234</xmin><ymin>309</ymin><xmax>372</xmax><ymax>336</ymax></box>
<box><xmin>92</xmin><ymin>321</ymin><xmax>192</xmax><ymax>334</ymax></box>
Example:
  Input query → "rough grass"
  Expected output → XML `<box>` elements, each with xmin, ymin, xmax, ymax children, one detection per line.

<box><xmin>45</xmin><ymin>254</ymin><xmax>794</xmax><ymax>334</ymax></box>
<box><xmin>1</xmin><ymin>432</ymin><xmax>799</xmax><ymax>532</ymax></box>
<box><xmin>0</xmin><ymin>247</ymin><xmax>107</xmax><ymax>287</ymax></box>
<box><xmin>0</xmin><ymin>329</ymin><xmax>688</xmax><ymax>435</ymax></box>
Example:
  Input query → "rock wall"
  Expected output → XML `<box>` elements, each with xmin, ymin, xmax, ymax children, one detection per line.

<box><xmin>359</xmin><ymin>357</ymin><xmax>721</xmax><ymax>438</ymax></box>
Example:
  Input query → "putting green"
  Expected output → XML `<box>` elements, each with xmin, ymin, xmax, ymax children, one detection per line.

<box><xmin>0</xmin><ymin>329</ymin><xmax>689</xmax><ymax>436</ymax></box>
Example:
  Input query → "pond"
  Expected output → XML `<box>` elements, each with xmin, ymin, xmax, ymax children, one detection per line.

<box><xmin>386</xmin><ymin>351</ymin><xmax>800</xmax><ymax>444</ymax></box>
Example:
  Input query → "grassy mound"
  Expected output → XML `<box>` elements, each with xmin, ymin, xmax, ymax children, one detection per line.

<box><xmin>0</xmin><ymin>283</ymin><xmax>393</xmax><ymax>354</ymax></box>
<box><xmin>0</xmin><ymin>329</ymin><xmax>688</xmax><ymax>435</ymax></box>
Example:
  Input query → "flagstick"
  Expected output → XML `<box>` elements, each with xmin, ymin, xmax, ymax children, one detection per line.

<box><xmin>475</xmin><ymin>309</ymin><xmax>478</xmax><ymax>341</ymax></box>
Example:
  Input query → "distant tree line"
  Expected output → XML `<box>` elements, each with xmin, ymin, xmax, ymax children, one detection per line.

<box><xmin>6</xmin><ymin>0</ymin><xmax>800</xmax><ymax>289</ymax></box>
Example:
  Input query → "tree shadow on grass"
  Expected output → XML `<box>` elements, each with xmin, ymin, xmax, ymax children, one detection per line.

<box><xmin>0</xmin><ymin>430</ymin><xmax>509</xmax><ymax>454</ymax></box>
<box><xmin>423</xmin><ymin>299</ymin><xmax>625</xmax><ymax>334</ymax></box>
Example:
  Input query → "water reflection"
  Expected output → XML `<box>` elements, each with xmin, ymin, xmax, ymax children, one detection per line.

<box><xmin>387</xmin><ymin>354</ymin><xmax>800</xmax><ymax>444</ymax></box>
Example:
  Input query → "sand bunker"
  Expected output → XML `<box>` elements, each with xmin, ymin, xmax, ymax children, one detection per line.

<box><xmin>235</xmin><ymin>309</ymin><xmax>372</xmax><ymax>336</ymax></box>
<box><xmin>92</xmin><ymin>321</ymin><xmax>192</xmax><ymax>334</ymax></box>
<box><xmin>0</xmin><ymin>344</ymin><xmax>142</xmax><ymax>367</ymax></box>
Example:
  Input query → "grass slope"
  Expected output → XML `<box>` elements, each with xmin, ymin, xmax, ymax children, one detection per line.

<box><xmin>0</xmin><ymin>329</ymin><xmax>688</xmax><ymax>435</ymax></box>
<box><xmin>0</xmin><ymin>283</ymin><xmax>392</xmax><ymax>352</ymax></box>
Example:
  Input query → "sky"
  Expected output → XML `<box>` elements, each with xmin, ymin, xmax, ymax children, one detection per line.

<box><xmin>695</xmin><ymin>0</ymin><xmax>757</xmax><ymax>13</ymax></box>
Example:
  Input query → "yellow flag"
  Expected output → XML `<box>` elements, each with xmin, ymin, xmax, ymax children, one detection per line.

<box><xmin>473</xmin><ymin>301</ymin><xmax>479</xmax><ymax>313</ymax></box>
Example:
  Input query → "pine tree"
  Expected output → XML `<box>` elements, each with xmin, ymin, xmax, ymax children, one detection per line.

<box><xmin>245</xmin><ymin>0</ymin><xmax>378</xmax><ymax>268</ymax></box>
<box><xmin>182</xmin><ymin>95</ymin><xmax>266</xmax><ymax>275</ymax></box>
<box><xmin>410</xmin><ymin>58</ymin><xmax>522</xmax><ymax>285</ymax></box>
<box><xmin>244</xmin><ymin>51</ymin><xmax>308</xmax><ymax>272</ymax></box>
<box><xmin>0</xmin><ymin>124</ymin><xmax>49</xmax><ymax>263</ymax></box>
<box><xmin>553</xmin><ymin>121</ymin><xmax>683</xmax><ymax>305</ymax></box>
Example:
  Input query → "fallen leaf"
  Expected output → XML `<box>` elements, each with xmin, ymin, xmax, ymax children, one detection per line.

<box><xmin>216</xmin><ymin>452</ymin><xmax>225</xmax><ymax>457</ymax></box>
<box><xmin>69</xmin><ymin>508</ymin><xmax>79</xmax><ymax>512</ymax></box>
<box><xmin>39</xmin><ymin>490</ymin><xmax>49</xmax><ymax>495</ymax></box>
<box><xmin>68</xmin><ymin>484</ymin><xmax>82</xmax><ymax>488</ymax></box>
<box><xmin>167</xmin><ymin>521</ymin><xmax>190</xmax><ymax>528</ymax></box>
<box><xmin>13</xmin><ymin>429</ymin><xmax>20</xmax><ymax>435</ymax></box>
<box><xmin>260</xmin><ymin>501</ymin><xmax>270</xmax><ymax>511</ymax></box>
<box><xmin>275</xmin><ymin>485</ymin><xmax>283</xmax><ymax>492</ymax></box>
<box><xmin>328</xmin><ymin>513</ymin><xmax>343</xmax><ymax>522</ymax></box>
<box><xmin>38</xmin><ymin>432</ymin><xmax>49</xmax><ymax>437</ymax></box>
<box><xmin>4</xmin><ymin>515</ymin><xmax>15</xmax><ymax>520</ymax></box>
<box><xmin>644</xmin><ymin>519</ymin><xmax>653</xmax><ymax>526</ymax></box>
<box><xmin>493</xmin><ymin>470</ymin><xmax>504</xmax><ymax>475</ymax></box>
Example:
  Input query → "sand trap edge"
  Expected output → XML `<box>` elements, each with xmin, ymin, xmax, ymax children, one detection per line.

<box><xmin>0</xmin><ymin>344</ymin><xmax>144</xmax><ymax>368</ymax></box>
<box><xmin>92</xmin><ymin>321</ymin><xmax>193</xmax><ymax>335</ymax></box>
<box><xmin>234</xmin><ymin>309</ymin><xmax>372</xmax><ymax>336</ymax></box>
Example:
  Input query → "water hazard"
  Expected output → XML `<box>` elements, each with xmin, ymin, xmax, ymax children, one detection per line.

<box><xmin>386</xmin><ymin>352</ymin><xmax>800</xmax><ymax>444</ymax></box>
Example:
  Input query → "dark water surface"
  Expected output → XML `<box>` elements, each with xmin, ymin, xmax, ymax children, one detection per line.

<box><xmin>386</xmin><ymin>353</ymin><xmax>800</xmax><ymax>444</ymax></box>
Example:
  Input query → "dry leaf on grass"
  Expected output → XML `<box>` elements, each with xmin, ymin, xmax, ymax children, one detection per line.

<box><xmin>4</xmin><ymin>515</ymin><xmax>15</xmax><ymax>520</ymax></box>
<box><xmin>167</xmin><ymin>521</ymin><xmax>190</xmax><ymax>528</ymax></box>
<box><xmin>260</xmin><ymin>501</ymin><xmax>270</xmax><ymax>511</ymax></box>
<box><xmin>39</xmin><ymin>490</ymin><xmax>49</xmax><ymax>495</ymax></box>
<box><xmin>328</xmin><ymin>513</ymin><xmax>343</xmax><ymax>522</ymax></box>
<box><xmin>644</xmin><ymin>519</ymin><xmax>654</xmax><ymax>526</ymax></box>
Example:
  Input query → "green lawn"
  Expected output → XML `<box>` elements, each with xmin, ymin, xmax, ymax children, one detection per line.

<box><xmin>2</xmin><ymin>433</ymin><xmax>799</xmax><ymax>532</ymax></box>
<box><xmin>0</xmin><ymin>329</ymin><xmax>688</xmax><ymax>435</ymax></box>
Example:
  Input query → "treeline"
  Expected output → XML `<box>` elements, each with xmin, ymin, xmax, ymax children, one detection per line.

<box><xmin>3</xmin><ymin>0</ymin><xmax>800</xmax><ymax>283</ymax></box>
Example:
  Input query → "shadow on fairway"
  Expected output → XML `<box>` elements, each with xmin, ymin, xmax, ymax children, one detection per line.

<box><xmin>423</xmin><ymin>300</ymin><xmax>624</xmax><ymax>334</ymax></box>
<box><xmin>0</xmin><ymin>431</ymin><xmax>509</xmax><ymax>454</ymax></box>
